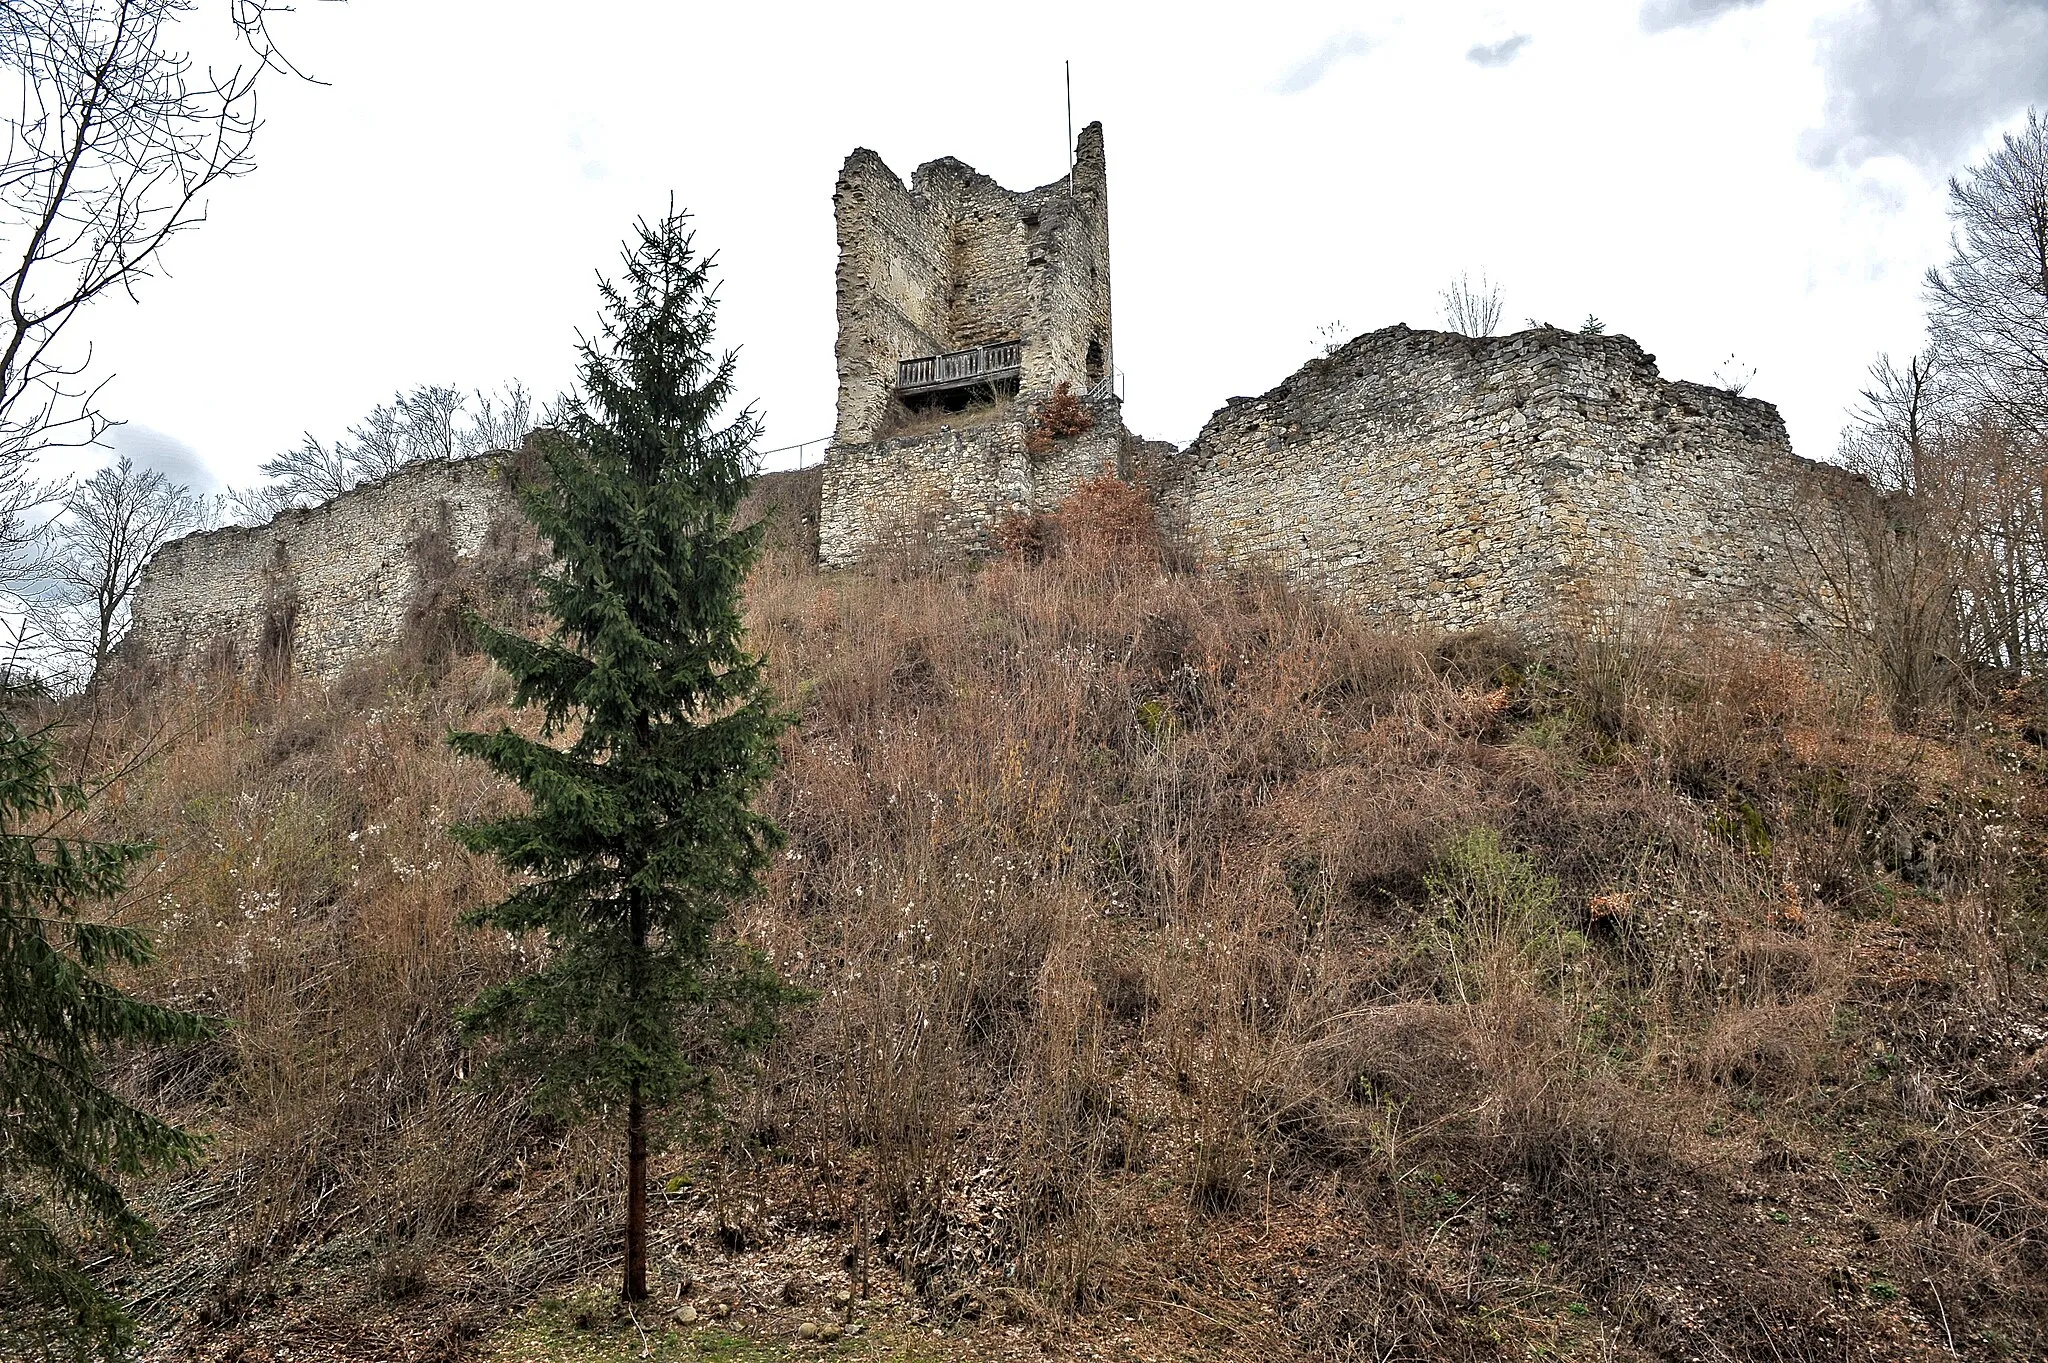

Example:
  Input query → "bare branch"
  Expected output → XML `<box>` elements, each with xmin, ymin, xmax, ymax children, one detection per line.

<box><xmin>238</xmin><ymin>380</ymin><xmax>535</xmax><ymax>519</ymax></box>
<box><xmin>1439</xmin><ymin>270</ymin><xmax>1503</xmax><ymax>338</ymax></box>
<box><xmin>26</xmin><ymin>453</ymin><xmax>204</xmax><ymax>687</ymax></box>
<box><xmin>0</xmin><ymin>0</ymin><xmax>268</xmax><ymax>596</ymax></box>
<box><xmin>1926</xmin><ymin>108</ymin><xmax>2048</xmax><ymax>441</ymax></box>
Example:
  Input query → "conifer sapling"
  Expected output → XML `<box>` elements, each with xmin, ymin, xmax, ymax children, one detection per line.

<box><xmin>448</xmin><ymin>208</ymin><xmax>796</xmax><ymax>1303</ymax></box>
<box><xmin>0</xmin><ymin>710</ymin><xmax>216</xmax><ymax>1362</ymax></box>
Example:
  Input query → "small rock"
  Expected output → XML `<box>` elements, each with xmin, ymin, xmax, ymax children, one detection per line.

<box><xmin>832</xmin><ymin>1289</ymin><xmax>852</xmax><ymax>1308</ymax></box>
<box><xmin>677</xmin><ymin>1304</ymin><xmax>698</xmax><ymax>1324</ymax></box>
<box><xmin>819</xmin><ymin>1323</ymin><xmax>844</xmax><ymax>1342</ymax></box>
<box><xmin>798</xmin><ymin>1321</ymin><xmax>819</xmax><ymax>1339</ymax></box>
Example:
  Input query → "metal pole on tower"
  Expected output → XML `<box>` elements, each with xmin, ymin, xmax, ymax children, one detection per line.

<box><xmin>1065</xmin><ymin>60</ymin><xmax>1075</xmax><ymax>199</ymax></box>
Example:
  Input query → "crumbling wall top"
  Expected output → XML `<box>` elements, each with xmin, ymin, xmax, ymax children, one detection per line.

<box><xmin>829</xmin><ymin>123</ymin><xmax>1113</xmax><ymax>447</ymax></box>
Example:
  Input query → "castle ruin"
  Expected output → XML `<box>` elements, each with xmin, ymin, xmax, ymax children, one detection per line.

<box><xmin>817</xmin><ymin>123</ymin><xmax>1128</xmax><ymax>567</ymax></box>
<box><xmin>126</xmin><ymin>122</ymin><xmax>1869</xmax><ymax>683</ymax></box>
<box><xmin>811</xmin><ymin>124</ymin><xmax>1864</xmax><ymax>641</ymax></box>
<box><xmin>127</xmin><ymin>455</ymin><xmax>524</xmax><ymax>682</ymax></box>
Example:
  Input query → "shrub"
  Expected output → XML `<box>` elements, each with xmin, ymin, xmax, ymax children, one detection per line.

<box><xmin>992</xmin><ymin>476</ymin><xmax>1155</xmax><ymax>566</ymax></box>
<box><xmin>1423</xmin><ymin>826</ymin><xmax>1566</xmax><ymax>978</ymax></box>
<box><xmin>1056</xmin><ymin>474</ymin><xmax>1154</xmax><ymax>558</ymax></box>
<box><xmin>1023</xmin><ymin>381</ymin><xmax>1094</xmax><ymax>455</ymax></box>
<box><xmin>991</xmin><ymin>509</ymin><xmax>1052</xmax><ymax>562</ymax></box>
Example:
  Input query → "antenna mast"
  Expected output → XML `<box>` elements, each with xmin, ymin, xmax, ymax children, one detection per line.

<box><xmin>1065</xmin><ymin>60</ymin><xmax>1075</xmax><ymax>199</ymax></box>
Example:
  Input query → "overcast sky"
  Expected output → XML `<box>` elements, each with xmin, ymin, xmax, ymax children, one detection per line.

<box><xmin>66</xmin><ymin>0</ymin><xmax>2048</xmax><ymax>490</ymax></box>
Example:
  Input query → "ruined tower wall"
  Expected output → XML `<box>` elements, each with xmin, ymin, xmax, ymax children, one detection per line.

<box><xmin>828</xmin><ymin>125</ymin><xmax>1114</xmax><ymax>449</ymax></box>
<box><xmin>1018</xmin><ymin>123</ymin><xmax>1112</xmax><ymax>401</ymax></box>
<box><xmin>820</xmin><ymin>124</ymin><xmax>1122</xmax><ymax>565</ymax></box>
<box><xmin>831</xmin><ymin>151</ymin><xmax>955</xmax><ymax>446</ymax></box>
<box><xmin>945</xmin><ymin>170</ymin><xmax>1033</xmax><ymax>349</ymax></box>
<box><xmin>1158</xmin><ymin>326</ymin><xmax>1864</xmax><ymax>637</ymax></box>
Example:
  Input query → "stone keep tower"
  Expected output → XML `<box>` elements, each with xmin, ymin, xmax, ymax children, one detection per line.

<box><xmin>818</xmin><ymin>123</ymin><xmax>1124</xmax><ymax>567</ymax></box>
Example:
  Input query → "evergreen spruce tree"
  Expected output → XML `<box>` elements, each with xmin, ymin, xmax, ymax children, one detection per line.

<box><xmin>0</xmin><ymin>712</ymin><xmax>216</xmax><ymax>1362</ymax></box>
<box><xmin>449</xmin><ymin>209</ymin><xmax>795</xmax><ymax>1302</ymax></box>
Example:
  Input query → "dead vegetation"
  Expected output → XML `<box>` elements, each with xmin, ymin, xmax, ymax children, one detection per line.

<box><xmin>59</xmin><ymin>478</ymin><xmax>2048</xmax><ymax>1361</ymax></box>
<box><xmin>872</xmin><ymin>390</ymin><xmax>1015</xmax><ymax>441</ymax></box>
<box><xmin>1022</xmin><ymin>380</ymin><xmax>1095</xmax><ymax>455</ymax></box>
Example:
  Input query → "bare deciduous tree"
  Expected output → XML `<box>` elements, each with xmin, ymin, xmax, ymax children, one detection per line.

<box><xmin>1926</xmin><ymin>108</ymin><xmax>2048</xmax><ymax>438</ymax></box>
<box><xmin>257</xmin><ymin>431</ymin><xmax>353</xmax><ymax>505</ymax></box>
<box><xmin>1783</xmin><ymin>468</ymin><xmax>1962</xmax><ymax>724</ymax></box>
<box><xmin>1800</xmin><ymin>352</ymin><xmax>1977</xmax><ymax>715</ymax></box>
<box><xmin>1800</xmin><ymin>108</ymin><xmax>2048</xmax><ymax>704</ymax></box>
<box><xmin>1800</xmin><ymin>344</ymin><xmax>2048</xmax><ymax>718</ymax></box>
<box><xmin>218</xmin><ymin>479</ymin><xmax>292</xmax><ymax>526</ymax></box>
<box><xmin>1440</xmin><ymin>270</ymin><xmax>1504</xmax><ymax>337</ymax></box>
<box><xmin>31</xmin><ymin>454</ymin><xmax>205</xmax><ymax>681</ymax></box>
<box><xmin>346</xmin><ymin>384</ymin><xmax>462</xmax><ymax>481</ymax></box>
<box><xmin>0</xmin><ymin>1</ymin><xmax>262</xmax><ymax>585</ymax></box>
<box><xmin>238</xmin><ymin>380</ymin><xmax>537</xmax><ymax>519</ymax></box>
<box><xmin>460</xmin><ymin>379</ymin><xmax>534</xmax><ymax>455</ymax></box>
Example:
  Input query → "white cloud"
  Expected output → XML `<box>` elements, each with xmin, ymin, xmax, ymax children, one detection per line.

<box><xmin>105</xmin><ymin>425</ymin><xmax>220</xmax><ymax>494</ymax></box>
<box><xmin>1640</xmin><ymin>0</ymin><xmax>1767</xmax><ymax>32</ymax></box>
<box><xmin>1273</xmin><ymin>32</ymin><xmax>1373</xmax><ymax>94</ymax></box>
<box><xmin>1467</xmin><ymin>34</ymin><xmax>1532</xmax><ymax>66</ymax></box>
<box><xmin>47</xmin><ymin>0</ymin><xmax>1962</xmax><ymax>485</ymax></box>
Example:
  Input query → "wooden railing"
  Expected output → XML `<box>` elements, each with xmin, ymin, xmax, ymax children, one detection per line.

<box><xmin>897</xmin><ymin>341</ymin><xmax>1022</xmax><ymax>394</ymax></box>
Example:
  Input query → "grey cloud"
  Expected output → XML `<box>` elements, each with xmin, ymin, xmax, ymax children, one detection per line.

<box><xmin>1640</xmin><ymin>0</ymin><xmax>1765</xmax><ymax>32</ymax></box>
<box><xmin>1466</xmin><ymin>34</ymin><xmax>1532</xmax><ymax>67</ymax></box>
<box><xmin>1274</xmin><ymin>32</ymin><xmax>1371</xmax><ymax>94</ymax></box>
<box><xmin>104</xmin><ymin>424</ymin><xmax>219</xmax><ymax>494</ymax></box>
<box><xmin>1802</xmin><ymin>0</ymin><xmax>2048</xmax><ymax>171</ymax></box>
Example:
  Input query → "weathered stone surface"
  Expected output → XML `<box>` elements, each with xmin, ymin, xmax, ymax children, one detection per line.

<box><xmin>129</xmin><ymin>460</ymin><xmax>824</xmax><ymax>682</ymax></box>
<box><xmin>821</xmin><ymin>124</ymin><xmax>1120</xmax><ymax>566</ymax></box>
<box><xmin>1156</xmin><ymin>324</ymin><xmax>1867</xmax><ymax>638</ymax></box>
<box><xmin>129</xmin><ymin>455</ymin><xmax>519</xmax><ymax>682</ymax></box>
<box><xmin>830</xmin><ymin>124</ymin><xmax>1113</xmax><ymax>447</ymax></box>
<box><xmin>818</xmin><ymin>400</ymin><xmax>1125</xmax><ymax>569</ymax></box>
<box><xmin>132</xmin><ymin>134</ymin><xmax>1876</xmax><ymax>679</ymax></box>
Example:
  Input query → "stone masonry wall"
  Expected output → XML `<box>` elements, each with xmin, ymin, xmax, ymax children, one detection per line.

<box><xmin>129</xmin><ymin>455</ymin><xmax>520</xmax><ymax>681</ymax></box>
<box><xmin>818</xmin><ymin>397</ymin><xmax>1125</xmax><ymax>568</ymax></box>
<box><xmin>1018</xmin><ymin>123</ymin><xmax>1112</xmax><ymax>403</ymax></box>
<box><xmin>129</xmin><ymin>461</ymin><xmax>827</xmax><ymax>683</ymax></box>
<box><xmin>832</xmin><ymin>152</ymin><xmax>954</xmax><ymax>445</ymax></box>
<box><xmin>946</xmin><ymin>165</ymin><xmax>1032</xmax><ymax>350</ymax></box>
<box><xmin>829</xmin><ymin>124</ymin><xmax>1113</xmax><ymax>447</ymax></box>
<box><xmin>1157</xmin><ymin>325</ymin><xmax>1868</xmax><ymax>638</ymax></box>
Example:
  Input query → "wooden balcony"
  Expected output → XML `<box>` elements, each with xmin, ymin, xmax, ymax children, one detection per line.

<box><xmin>897</xmin><ymin>341</ymin><xmax>1022</xmax><ymax>396</ymax></box>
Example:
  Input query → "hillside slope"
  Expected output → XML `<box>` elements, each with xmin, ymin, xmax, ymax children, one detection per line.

<box><xmin>65</xmin><ymin>489</ymin><xmax>2048</xmax><ymax>1362</ymax></box>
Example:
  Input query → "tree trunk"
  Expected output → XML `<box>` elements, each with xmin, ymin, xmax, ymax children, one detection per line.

<box><xmin>625</xmin><ymin>1077</ymin><xmax>648</xmax><ymax>1301</ymax></box>
<box><xmin>624</xmin><ymin>881</ymin><xmax>650</xmax><ymax>1302</ymax></box>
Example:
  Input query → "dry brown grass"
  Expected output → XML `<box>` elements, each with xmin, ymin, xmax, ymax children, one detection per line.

<box><xmin>872</xmin><ymin>392</ymin><xmax>1015</xmax><ymax>442</ymax></box>
<box><xmin>58</xmin><ymin>480</ymin><xmax>2048</xmax><ymax>1360</ymax></box>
